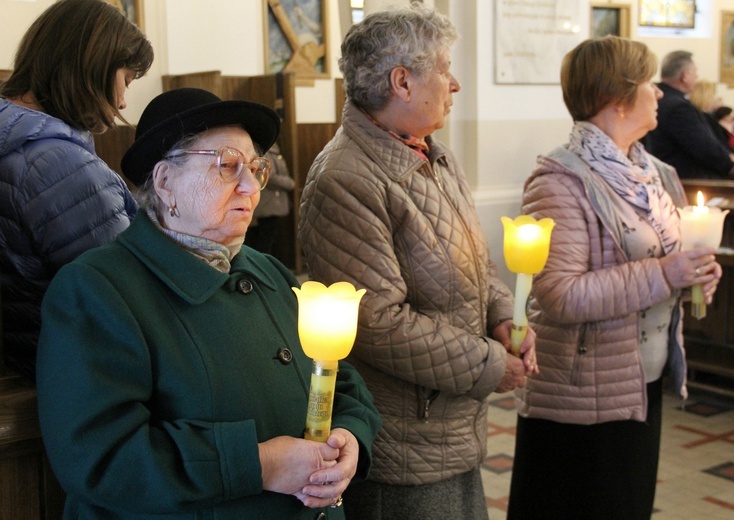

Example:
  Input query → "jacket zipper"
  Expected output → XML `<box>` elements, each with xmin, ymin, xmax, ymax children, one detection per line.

<box><xmin>427</xmin><ymin>163</ymin><xmax>485</xmax><ymax>453</ymax></box>
<box><xmin>418</xmin><ymin>387</ymin><xmax>439</xmax><ymax>421</ymax></box>
<box><xmin>570</xmin><ymin>324</ymin><xmax>588</xmax><ymax>386</ymax></box>
<box><xmin>428</xmin><ymin>163</ymin><xmax>487</xmax><ymax>328</ymax></box>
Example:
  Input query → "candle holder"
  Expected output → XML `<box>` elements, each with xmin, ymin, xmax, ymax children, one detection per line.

<box><xmin>678</xmin><ymin>192</ymin><xmax>729</xmax><ymax>319</ymax></box>
<box><xmin>501</xmin><ymin>216</ymin><xmax>555</xmax><ymax>356</ymax></box>
<box><xmin>292</xmin><ymin>281</ymin><xmax>366</xmax><ymax>442</ymax></box>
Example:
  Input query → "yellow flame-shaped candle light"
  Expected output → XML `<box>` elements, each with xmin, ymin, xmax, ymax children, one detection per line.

<box><xmin>678</xmin><ymin>191</ymin><xmax>729</xmax><ymax>319</ymax></box>
<box><xmin>292</xmin><ymin>281</ymin><xmax>366</xmax><ymax>442</ymax></box>
<box><xmin>501</xmin><ymin>216</ymin><xmax>555</xmax><ymax>356</ymax></box>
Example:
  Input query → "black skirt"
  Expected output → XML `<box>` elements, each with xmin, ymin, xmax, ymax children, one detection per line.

<box><xmin>507</xmin><ymin>378</ymin><xmax>663</xmax><ymax>520</ymax></box>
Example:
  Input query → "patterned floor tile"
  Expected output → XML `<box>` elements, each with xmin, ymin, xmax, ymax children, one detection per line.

<box><xmin>482</xmin><ymin>453</ymin><xmax>514</xmax><ymax>475</ymax></box>
<box><xmin>481</xmin><ymin>388</ymin><xmax>734</xmax><ymax>520</ymax></box>
<box><xmin>488</xmin><ymin>396</ymin><xmax>516</xmax><ymax>411</ymax></box>
<box><xmin>683</xmin><ymin>400</ymin><xmax>732</xmax><ymax>417</ymax></box>
<box><xmin>704</xmin><ymin>462</ymin><xmax>734</xmax><ymax>483</ymax></box>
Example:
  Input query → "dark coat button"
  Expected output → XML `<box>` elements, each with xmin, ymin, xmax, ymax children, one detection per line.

<box><xmin>238</xmin><ymin>279</ymin><xmax>253</xmax><ymax>294</ymax></box>
<box><xmin>315</xmin><ymin>513</ymin><xmax>327</xmax><ymax>520</ymax></box>
<box><xmin>277</xmin><ymin>348</ymin><xmax>293</xmax><ymax>365</ymax></box>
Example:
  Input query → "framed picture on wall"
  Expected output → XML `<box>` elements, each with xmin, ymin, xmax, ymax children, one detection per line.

<box><xmin>495</xmin><ymin>0</ymin><xmax>584</xmax><ymax>84</ymax></box>
<box><xmin>639</xmin><ymin>0</ymin><xmax>695</xmax><ymax>29</ymax></box>
<box><xmin>721</xmin><ymin>11</ymin><xmax>734</xmax><ymax>86</ymax></box>
<box><xmin>103</xmin><ymin>0</ymin><xmax>144</xmax><ymax>31</ymax></box>
<box><xmin>263</xmin><ymin>0</ymin><xmax>329</xmax><ymax>81</ymax></box>
<box><xmin>590</xmin><ymin>4</ymin><xmax>630</xmax><ymax>38</ymax></box>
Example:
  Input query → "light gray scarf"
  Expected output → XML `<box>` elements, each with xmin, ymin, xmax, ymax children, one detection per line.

<box><xmin>146</xmin><ymin>208</ymin><xmax>243</xmax><ymax>273</ymax></box>
<box><xmin>568</xmin><ymin>121</ymin><xmax>680</xmax><ymax>255</ymax></box>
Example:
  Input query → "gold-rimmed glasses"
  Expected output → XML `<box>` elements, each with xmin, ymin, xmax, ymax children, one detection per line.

<box><xmin>165</xmin><ymin>146</ymin><xmax>271</xmax><ymax>190</ymax></box>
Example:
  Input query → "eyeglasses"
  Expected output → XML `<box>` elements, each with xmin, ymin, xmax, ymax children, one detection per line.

<box><xmin>165</xmin><ymin>146</ymin><xmax>271</xmax><ymax>190</ymax></box>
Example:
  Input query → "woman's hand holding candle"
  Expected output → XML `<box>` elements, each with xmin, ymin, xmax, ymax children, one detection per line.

<box><xmin>659</xmin><ymin>248</ymin><xmax>722</xmax><ymax>303</ymax></box>
<box><xmin>492</xmin><ymin>319</ymin><xmax>539</xmax><ymax>376</ymax></box>
<box><xmin>301</xmin><ymin>428</ymin><xmax>359</xmax><ymax>508</ymax></box>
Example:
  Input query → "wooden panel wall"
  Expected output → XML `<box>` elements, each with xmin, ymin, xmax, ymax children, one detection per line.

<box><xmin>94</xmin><ymin>125</ymin><xmax>137</xmax><ymax>190</ymax></box>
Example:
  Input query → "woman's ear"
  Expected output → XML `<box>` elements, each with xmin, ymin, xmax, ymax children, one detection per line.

<box><xmin>152</xmin><ymin>161</ymin><xmax>175</xmax><ymax>203</ymax></box>
<box><xmin>390</xmin><ymin>66</ymin><xmax>412</xmax><ymax>103</ymax></box>
<box><xmin>153</xmin><ymin>161</ymin><xmax>172</xmax><ymax>197</ymax></box>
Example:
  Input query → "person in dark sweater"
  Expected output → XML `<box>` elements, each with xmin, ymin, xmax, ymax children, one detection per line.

<box><xmin>645</xmin><ymin>50</ymin><xmax>734</xmax><ymax>179</ymax></box>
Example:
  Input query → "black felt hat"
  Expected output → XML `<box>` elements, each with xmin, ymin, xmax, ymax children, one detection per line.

<box><xmin>121</xmin><ymin>88</ymin><xmax>280</xmax><ymax>186</ymax></box>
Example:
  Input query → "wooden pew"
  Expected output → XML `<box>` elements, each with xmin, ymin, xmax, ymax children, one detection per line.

<box><xmin>0</xmin><ymin>280</ymin><xmax>64</xmax><ymax>519</ymax></box>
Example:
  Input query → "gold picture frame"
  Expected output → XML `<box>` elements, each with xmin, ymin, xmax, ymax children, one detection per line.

<box><xmin>721</xmin><ymin>11</ymin><xmax>734</xmax><ymax>86</ymax></box>
<box><xmin>590</xmin><ymin>4</ymin><xmax>630</xmax><ymax>38</ymax></box>
<box><xmin>263</xmin><ymin>0</ymin><xmax>329</xmax><ymax>81</ymax></box>
<box><xmin>104</xmin><ymin>0</ymin><xmax>144</xmax><ymax>31</ymax></box>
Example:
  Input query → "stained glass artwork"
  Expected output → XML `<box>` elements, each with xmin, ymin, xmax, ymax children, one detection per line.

<box><xmin>639</xmin><ymin>0</ymin><xmax>696</xmax><ymax>29</ymax></box>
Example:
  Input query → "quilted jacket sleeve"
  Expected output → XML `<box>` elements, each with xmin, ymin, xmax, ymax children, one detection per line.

<box><xmin>299</xmin><ymin>165</ymin><xmax>507</xmax><ymax>400</ymax></box>
<box><xmin>19</xmin><ymin>138</ymin><xmax>136</xmax><ymax>271</ymax></box>
<box><xmin>523</xmin><ymin>172</ymin><xmax>675</xmax><ymax>324</ymax></box>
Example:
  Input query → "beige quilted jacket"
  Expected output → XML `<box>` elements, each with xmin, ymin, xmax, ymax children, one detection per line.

<box><xmin>298</xmin><ymin>101</ymin><xmax>514</xmax><ymax>485</ymax></box>
<box><xmin>516</xmin><ymin>146</ymin><xmax>687</xmax><ymax>425</ymax></box>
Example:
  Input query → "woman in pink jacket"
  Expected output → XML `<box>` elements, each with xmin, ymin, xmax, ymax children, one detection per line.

<box><xmin>507</xmin><ymin>37</ymin><xmax>722</xmax><ymax>520</ymax></box>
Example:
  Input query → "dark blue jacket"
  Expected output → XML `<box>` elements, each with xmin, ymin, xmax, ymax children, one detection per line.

<box><xmin>0</xmin><ymin>99</ymin><xmax>136</xmax><ymax>378</ymax></box>
<box><xmin>645</xmin><ymin>83</ymin><xmax>734</xmax><ymax>180</ymax></box>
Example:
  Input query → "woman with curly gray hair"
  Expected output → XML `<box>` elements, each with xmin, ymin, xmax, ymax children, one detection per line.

<box><xmin>299</xmin><ymin>4</ymin><xmax>537</xmax><ymax>519</ymax></box>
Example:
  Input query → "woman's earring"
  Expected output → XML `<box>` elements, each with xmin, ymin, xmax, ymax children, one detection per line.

<box><xmin>168</xmin><ymin>200</ymin><xmax>179</xmax><ymax>217</ymax></box>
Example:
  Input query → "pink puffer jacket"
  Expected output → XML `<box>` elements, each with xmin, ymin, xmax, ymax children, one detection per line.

<box><xmin>516</xmin><ymin>146</ymin><xmax>687</xmax><ymax>425</ymax></box>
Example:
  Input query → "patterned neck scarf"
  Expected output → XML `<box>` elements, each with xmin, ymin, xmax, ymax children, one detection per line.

<box><xmin>146</xmin><ymin>208</ymin><xmax>243</xmax><ymax>274</ymax></box>
<box><xmin>568</xmin><ymin>121</ymin><xmax>680</xmax><ymax>255</ymax></box>
<box><xmin>362</xmin><ymin>108</ymin><xmax>430</xmax><ymax>160</ymax></box>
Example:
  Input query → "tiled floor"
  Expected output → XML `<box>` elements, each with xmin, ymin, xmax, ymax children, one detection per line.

<box><xmin>481</xmin><ymin>381</ymin><xmax>734</xmax><ymax>519</ymax></box>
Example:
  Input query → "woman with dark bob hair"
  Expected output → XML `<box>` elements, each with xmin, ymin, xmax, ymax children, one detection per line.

<box><xmin>507</xmin><ymin>36</ymin><xmax>722</xmax><ymax>519</ymax></box>
<box><xmin>36</xmin><ymin>87</ymin><xmax>381</xmax><ymax>519</ymax></box>
<box><xmin>0</xmin><ymin>0</ymin><xmax>153</xmax><ymax>379</ymax></box>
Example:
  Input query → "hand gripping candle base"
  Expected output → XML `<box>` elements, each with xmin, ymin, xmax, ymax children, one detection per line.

<box><xmin>501</xmin><ymin>216</ymin><xmax>555</xmax><ymax>356</ymax></box>
<box><xmin>678</xmin><ymin>191</ymin><xmax>729</xmax><ymax>320</ymax></box>
<box><xmin>292</xmin><ymin>281</ymin><xmax>366</xmax><ymax>442</ymax></box>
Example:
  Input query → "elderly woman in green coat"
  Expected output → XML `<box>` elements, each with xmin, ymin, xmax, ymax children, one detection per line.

<box><xmin>36</xmin><ymin>88</ymin><xmax>381</xmax><ymax>520</ymax></box>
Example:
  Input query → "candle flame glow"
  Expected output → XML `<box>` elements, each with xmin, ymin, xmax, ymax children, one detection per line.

<box><xmin>697</xmin><ymin>191</ymin><xmax>705</xmax><ymax>207</ymax></box>
<box><xmin>517</xmin><ymin>224</ymin><xmax>542</xmax><ymax>242</ymax></box>
<box><xmin>501</xmin><ymin>215</ymin><xmax>555</xmax><ymax>275</ymax></box>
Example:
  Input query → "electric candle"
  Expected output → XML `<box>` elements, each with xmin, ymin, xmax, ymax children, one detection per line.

<box><xmin>292</xmin><ymin>281</ymin><xmax>366</xmax><ymax>442</ymax></box>
<box><xmin>678</xmin><ymin>191</ymin><xmax>729</xmax><ymax>319</ymax></box>
<box><xmin>501</xmin><ymin>216</ymin><xmax>555</xmax><ymax>356</ymax></box>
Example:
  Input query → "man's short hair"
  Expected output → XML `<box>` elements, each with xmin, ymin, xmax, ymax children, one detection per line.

<box><xmin>660</xmin><ymin>51</ymin><xmax>693</xmax><ymax>80</ymax></box>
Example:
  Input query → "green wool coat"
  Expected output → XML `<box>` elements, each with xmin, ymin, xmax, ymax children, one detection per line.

<box><xmin>36</xmin><ymin>213</ymin><xmax>381</xmax><ymax>520</ymax></box>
